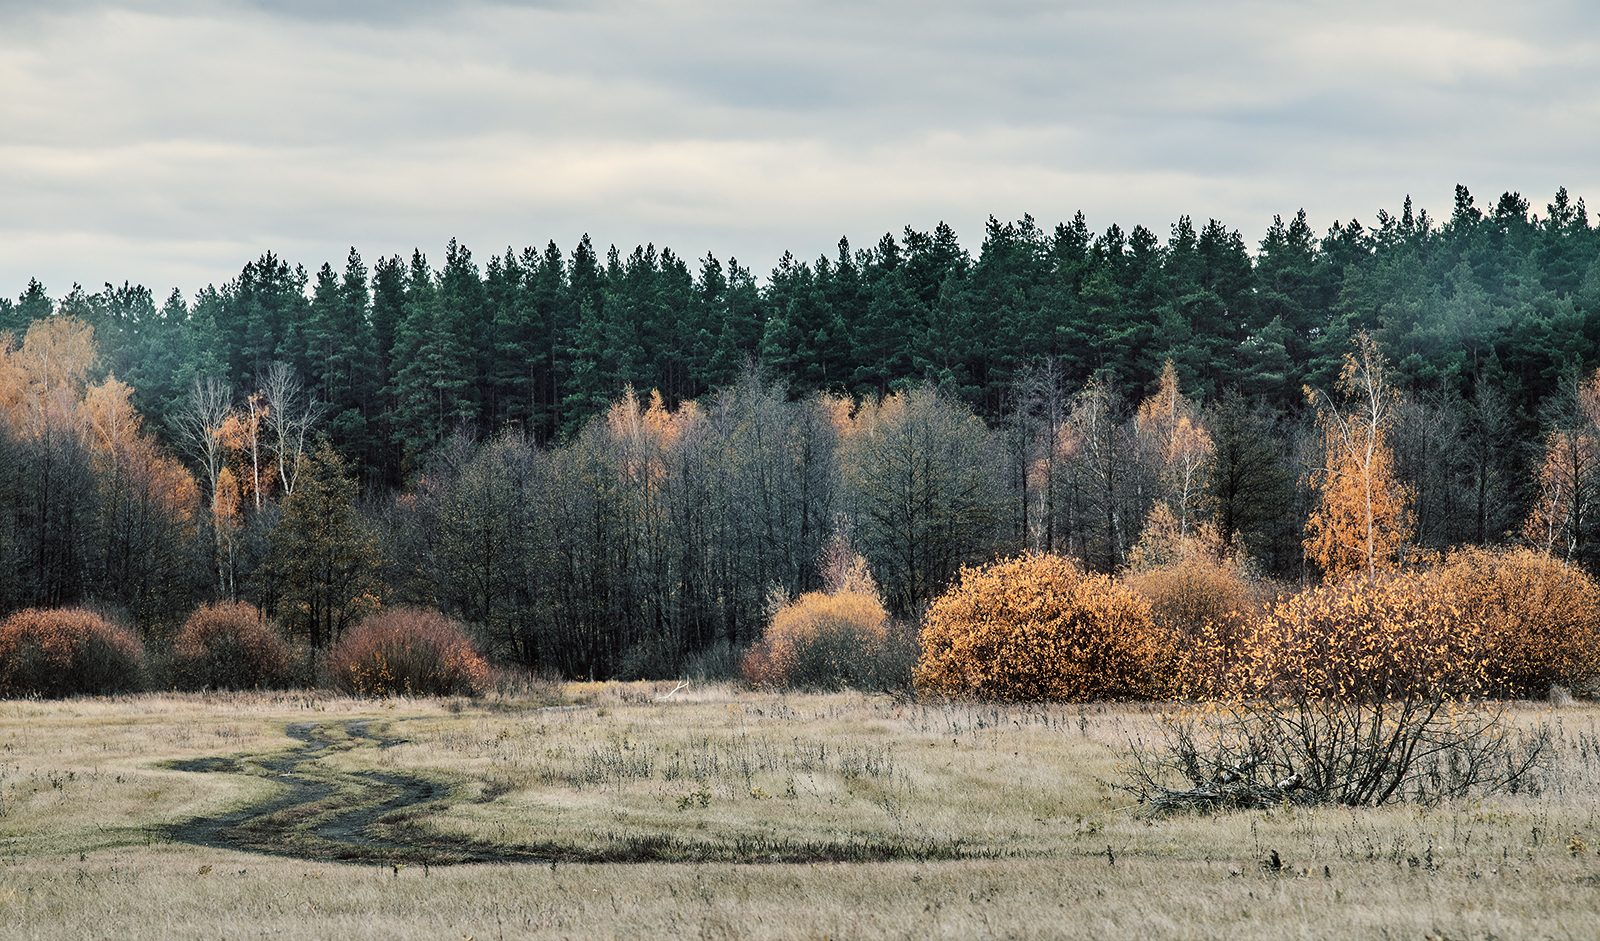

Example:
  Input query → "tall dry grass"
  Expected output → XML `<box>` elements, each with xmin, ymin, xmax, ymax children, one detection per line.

<box><xmin>2</xmin><ymin>691</ymin><xmax>1599</xmax><ymax>939</ymax></box>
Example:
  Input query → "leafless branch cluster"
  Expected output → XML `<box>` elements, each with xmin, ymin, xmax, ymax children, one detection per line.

<box><xmin>1118</xmin><ymin>696</ymin><xmax>1551</xmax><ymax>816</ymax></box>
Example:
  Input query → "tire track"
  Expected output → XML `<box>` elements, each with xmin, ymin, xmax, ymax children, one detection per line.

<box><xmin>164</xmin><ymin>719</ymin><xmax>534</xmax><ymax>865</ymax></box>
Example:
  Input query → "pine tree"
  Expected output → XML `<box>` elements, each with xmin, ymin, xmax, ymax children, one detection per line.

<box><xmin>259</xmin><ymin>438</ymin><xmax>382</xmax><ymax>648</ymax></box>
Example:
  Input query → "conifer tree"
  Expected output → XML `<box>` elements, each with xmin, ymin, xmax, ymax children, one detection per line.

<box><xmin>259</xmin><ymin>437</ymin><xmax>382</xmax><ymax>648</ymax></box>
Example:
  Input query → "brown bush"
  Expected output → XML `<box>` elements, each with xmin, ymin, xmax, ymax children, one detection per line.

<box><xmin>0</xmin><ymin>607</ymin><xmax>146</xmax><ymax>697</ymax></box>
<box><xmin>739</xmin><ymin>589</ymin><xmax>908</xmax><ymax>689</ymax></box>
<box><xmin>169</xmin><ymin>601</ymin><xmax>294</xmax><ymax>690</ymax></box>
<box><xmin>915</xmin><ymin>553</ymin><xmax>1162</xmax><ymax>702</ymax></box>
<box><xmin>326</xmin><ymin>608</ymin><xmax>490</xmax><ymax>697</ymax></box>
<box><xmin>1436</xmin><ymin>547</ymin><xmax>1600</xmax><ymax>697</ymax></box>
<box><xmin>1235</xmin><ymin>572</ymin><xmax>1483</xmax><ymax>702</ymax></box>
<box><xmin>1122</xmin><ymin>551</ymin><xmax>1260</xmax><ymax>698</ymax></box>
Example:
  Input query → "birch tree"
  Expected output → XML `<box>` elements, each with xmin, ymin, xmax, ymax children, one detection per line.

<box><xmin>1303</xmin><ymin>333</ymin><xmax>1411</xmax><ymax>582</ymax></box>
<box><xmin>261</xmin><ymin>361</ymin><xmax>327</xmax><ymax>498</ymax></box>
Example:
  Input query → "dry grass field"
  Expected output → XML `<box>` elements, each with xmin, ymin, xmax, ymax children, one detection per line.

<box><xmin>1</xmin><ymin>684</ymin><xmax>1598</xmax><ymax>939</ymax></box>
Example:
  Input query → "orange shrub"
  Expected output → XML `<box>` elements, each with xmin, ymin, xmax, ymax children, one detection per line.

<box><xmin>326</xmin><ymin>608</ymin><xmax>490</xmax><ymax>697</ymax></box>
<box><xmin>1436</xmin><ymin>547</ymin><xmax>1600</xmax><ymax>697</ymax></box>
<box><xmin>1235</xmin><ymin>572</ymin><xmax>1483</xmax><ymax>702</ymax></box>
<box><xmin>0</xmin><ymin>607</ymin><xmax>146</xmax><ymax>697</ymax></box>
<box><xmin>169</xmin><ymin>601</ymin><xmax>293</xmax><ymax>690</ymax></box>
<box><xmin>739</xmin><ymin>589</ymin><xmax>901</xmax><ymax>689</ymax></box>
<box><xmin>915</xmin><ymin>553</ymin><xmax>1162</xmax><ymax>702</ymax></box>
<box><xmin>1122</xmin><ymin>551</ymin><xmax>1260</xmax><ymax>698</ymax></box>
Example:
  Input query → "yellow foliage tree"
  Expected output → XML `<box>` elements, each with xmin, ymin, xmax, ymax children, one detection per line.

<box><xmin>1522</xmin><ymin>369</ymin><xmax>1600</xmax><ymax>561</ymax></box>
<box><xmin>1303</xmin><ymin>333</ymin><xmax>1411</xmax><ymax>581</ymax></box>
<box><xmin>1135</xmin><ymin>360</ymin><xmax>1212</xmax><ymax>535</ymax></box>
<box><xmin>219</xmin><ymin>392</ymin><xmax>270</xmax><ymax>509</ymax></box>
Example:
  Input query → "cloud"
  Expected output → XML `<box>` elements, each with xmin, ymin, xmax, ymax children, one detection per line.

<box><xmin>2</xmin><ymin>0</ymin><xmax>1598</xmax><ymax>296</ymax></box>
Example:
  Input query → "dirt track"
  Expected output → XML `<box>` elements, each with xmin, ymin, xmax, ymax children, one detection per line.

<box><xmin>165</xmin><ymin>719</ymin><xmax>536</xmax><ymax>865</ymax></box>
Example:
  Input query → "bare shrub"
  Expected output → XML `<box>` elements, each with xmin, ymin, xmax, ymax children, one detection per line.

<box><xmin>1122</xmin><ymin>568</ymin><xmax>1555</xmax><ymax>813</ymax></box>
<box><xmin>0</xmin><ymin>607</ymin><xmax>146</xmax><ymax>697</ymax></box>
<box><xmin>326</xmin><ymin>608</ymin><xmax>490</xmax><ymax>697</ymax></box>
<box><xmin>169</xmin><ymin>601</ymin><xmax>293</xmax><ymax>690</ymax></box>
<box><xmin>1436</xmin><ymin>546</ymin><xmax>1600</xmax><ymax>697</ymax></box>
<box><xmin>740</xmin><ymin>589</ymin><xmax>904</xmax><ymax>690</ymax></box>
<box><xmin>1119</xmin><ymin>698</ymin><xmax>1550</xmax><ymax>812</ymax></box>
<box><xmin>915</xmin><ymin>553</ymin><xmax>1162</xmax><ymax>702</ymax></box>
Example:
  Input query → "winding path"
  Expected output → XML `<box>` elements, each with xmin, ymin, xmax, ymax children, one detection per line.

<box><xmin>165</xmin><ymin>719</ymin><xmax>537</xmax><ymax>865</ymax></box>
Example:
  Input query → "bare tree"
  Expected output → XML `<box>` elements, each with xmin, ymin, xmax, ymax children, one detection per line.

<box><xmin>260</xmin><ymin>361</ymin><xmax>328</xmax><ymax>498</ymax></box>
<box><xmin>171</xmin><ymin>375</ymin><xmax>234</xmax><ymax>596</ymax></box>
<box><xmin>1010</xmin><ymin>358</ymin><xmax>1070</xmax><ymax>554</ymax></box>
<box><xmin>172</xmin><ymin>376</ymin><xmax>232</xmax><ymax>507</ymax></box>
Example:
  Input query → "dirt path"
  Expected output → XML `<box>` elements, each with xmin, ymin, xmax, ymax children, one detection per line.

<box><xmin>164</xmin><ymin>719</ymin><xmax>538</xmax><ymax>865</ymax></box>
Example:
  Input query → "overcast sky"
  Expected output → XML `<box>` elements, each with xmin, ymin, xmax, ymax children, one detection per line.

<box><xmin>3</xmin><ymin>0</ymin><xmax>1597</xmax><ymax>300</ymax></box>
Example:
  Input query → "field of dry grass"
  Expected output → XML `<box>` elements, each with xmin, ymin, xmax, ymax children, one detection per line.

<box><xmin>1</xmin><ymin>684</ymin><xmax>1598</xmax><ymax>939</ymax></box>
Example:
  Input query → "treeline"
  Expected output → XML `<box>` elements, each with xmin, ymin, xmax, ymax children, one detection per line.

<box><xmin>4</xmin><ymin>185</ymin><xmax>1596</xmax><ymax>494</ymax></box>
<box><xmin>2</xmin><ymin>185</ymin><xmax>1600</xmax><ymax>679</ymax></box>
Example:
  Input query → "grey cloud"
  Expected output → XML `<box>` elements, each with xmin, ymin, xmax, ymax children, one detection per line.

<box><xmin>235</xmin><ymin>0</ymin><xmax>580</xmax><ymax>25</ymax></box>
<box><xmin>3</xmin><ymin>0</ymin><xmax>1599</xmax><ymax>296</ymax></box>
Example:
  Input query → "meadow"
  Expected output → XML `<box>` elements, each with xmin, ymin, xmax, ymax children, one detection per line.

<box><xmin>1</xmin><ymin>683</ymin><xmax>1598</xmax><ymax>940</ymax></box>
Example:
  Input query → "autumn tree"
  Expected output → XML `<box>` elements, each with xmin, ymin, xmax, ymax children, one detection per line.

<box><xmin>258</xmin><ymin>437</ymin><xmax>382</xmax><ymax>648</ymax></box>
<box><xmin>0</xmin><ymin>318</ymin><xmax>200</xmax><ymax>622</ymax></box>
<box><xmin>1303</xmin><ymin>333</ymin><xmax>1412</xmax><ymax>581</ymax></box>
<box><xmin>82</xmin><ymin>378</ymin><xmax>200</xmax><ymax>625</ymax></box>
<box><xmin>1134</xmin><ymin>360</ymin><xmax>1212</xmax><ymax>535</ymax></box>
<box><xmin>219</xmin><ymin>391</ymin><xmax>270</xmax><ymax>509</ymax></box>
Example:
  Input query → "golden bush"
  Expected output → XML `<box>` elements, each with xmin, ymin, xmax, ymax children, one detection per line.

<box><xmin>915</xmin><ymin>553</ymin><xmax>1161</xmax><ymax>702</ymax></box>
<box><xmin>1235</xmin><ymin>572</ymin><xmax>1484</xmax><ymax>702</ymax></box>
<box><xmin>740</xmin><ymin>589</ymin><xmax>900</xmax><ymax>689</ymax></box>
<box><xmin>1436</xmin><ymin>546</ymin><xmax>1600</xmax><ymax>697</ymax></box>
<box><xmin>327</xmin><ymin>608</ymin><xmax>490</xmax><ymax>697</ymax></box>
<box><xmin>1122</xmin><ymin>548</ymin><xmax>1259</xmax><ymax>699</ymax></box>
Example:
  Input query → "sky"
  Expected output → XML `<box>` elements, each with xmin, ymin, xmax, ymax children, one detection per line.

<box><xmin>3</xmin><ymin>0</ymin><xmax>1598</xmax><ymax>300</ymax></box>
